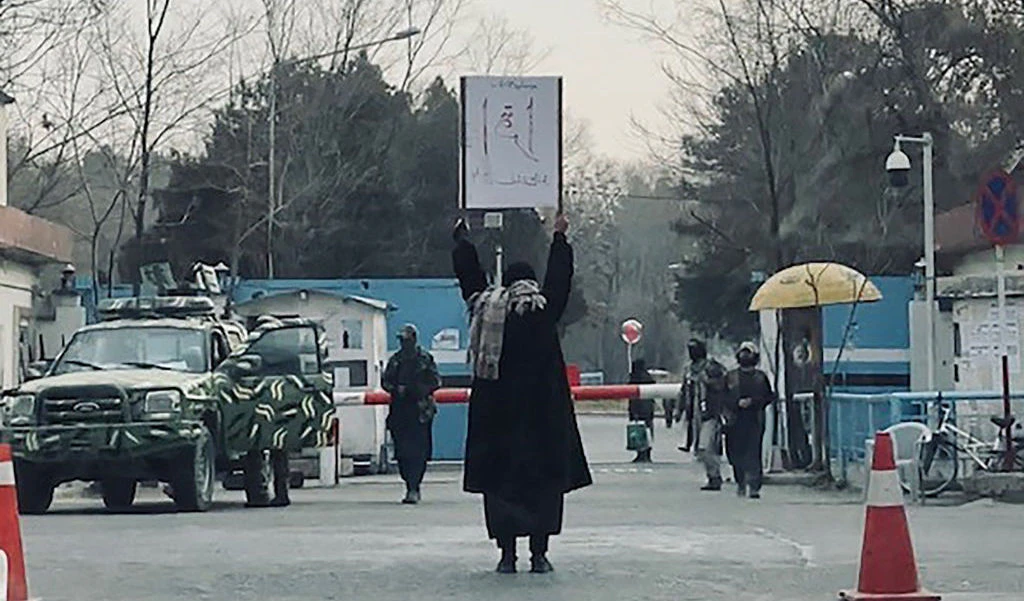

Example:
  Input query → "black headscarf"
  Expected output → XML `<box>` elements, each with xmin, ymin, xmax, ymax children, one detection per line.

<box><xmin>687</xmin><ymin>338</ymin><xmax>707</xmax><ymax>362</ymax></box>
<box><xmin>502</xmin><ymin>261</ymin><xmax>537</xmax><ymax>286</ymax></box>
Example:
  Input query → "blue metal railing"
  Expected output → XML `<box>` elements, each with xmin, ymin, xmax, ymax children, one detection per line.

<box><xmin>799</xmin><ymin>390</ymin><xmax>1023</xmax><ymax>483</ymax></box>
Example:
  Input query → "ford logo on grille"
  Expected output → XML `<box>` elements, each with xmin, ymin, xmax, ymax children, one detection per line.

<box><xmin>73</xmin><ymin>401</ymin><xmax>101</xmax><ymax>413</ymax></box>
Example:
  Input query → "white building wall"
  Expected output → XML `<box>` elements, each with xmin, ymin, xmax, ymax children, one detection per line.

<box><xmin>908</xmin><ymin>300</ymin><xmax>956</xmax><ymax>392</ymax></box>
<box><xmin>0</xmin><ymin>260</ymin><xmax>37</xmax><ymax>388</ymax></box>
<box><xmin>0</xmin><ymin>105</ymin><xmax>7</xmax><ymax>207</ymax></box>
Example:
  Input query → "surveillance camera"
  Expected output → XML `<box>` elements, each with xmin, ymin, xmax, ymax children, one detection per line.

<box><xmin>886</xmin><ymin>146</ymin><xmax>912</xmax><ymax>188</ymax></box>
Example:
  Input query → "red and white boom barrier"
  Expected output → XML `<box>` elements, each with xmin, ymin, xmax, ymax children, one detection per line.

<box><xmin>352</xmin><ymin>383</ymin><xmax>683</xmax><ymax>406</ymax></box>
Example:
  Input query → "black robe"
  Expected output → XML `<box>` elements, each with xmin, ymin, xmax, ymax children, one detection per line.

<box><xmin>453</xmin><ymin>233</ymin><xmax>592</xmax><ymax>539</ymax></box>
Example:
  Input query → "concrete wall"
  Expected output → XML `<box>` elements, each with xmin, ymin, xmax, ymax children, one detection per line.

<box><xmin>0</xmin><ymin>260</ymin><xmax>36</xmax><ymax>388</ymax></box>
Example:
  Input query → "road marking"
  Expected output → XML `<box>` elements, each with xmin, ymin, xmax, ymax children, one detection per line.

<box><xmin>595</xmin><ymin>468</ymin><xmax>654</xmax><ymax>474</ymax></box>
<box><xmin>752</xmin><ymin>527</ymin><xmax>816</xmax><ymax>567</ymax></box>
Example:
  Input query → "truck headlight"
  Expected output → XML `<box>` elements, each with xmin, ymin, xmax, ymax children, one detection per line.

<box><xmin>141</xmin><ymin>390</ymin><xmax>182</xmax><ymax>419</ymax></box>
<box><xmin>5</xmin><ymin>394</ymin><xmax>36</xmax><ymax>426</ymax></box>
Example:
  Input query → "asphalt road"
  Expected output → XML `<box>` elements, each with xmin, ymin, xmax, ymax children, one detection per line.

<box><xmin>18</xmin><ymin>416</ymin><xmax>1024</xmax><ymax>601</ymax></box>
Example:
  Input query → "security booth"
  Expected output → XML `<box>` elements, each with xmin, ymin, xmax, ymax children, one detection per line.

<box><xmin>233</xmin><ymin>289</ymin><xmax>392</xmax><ymax>480</ymax></box>
<box><xmin>751</xmin><ymin>263</ymin><xmax>883</xmax><ymax>475</ymax></box>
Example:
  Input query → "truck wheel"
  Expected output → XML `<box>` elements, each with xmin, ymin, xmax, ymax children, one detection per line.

<box><xmin>14</xmin><ymin>462</ymin><xmax>54</xmax><ymax>515</ymax></box>
<box><xmin>170</xmin><ymin>427</ymin><xmax>215</xmax><ymax>512</ymax></box>
<box><xmin>288</xmin><ymin>471</ymin><xmax>304</xmax><ymax>489</ymax></box>
<box><xmin>101</xmin><ymin>479</ymin><xmax>138</xmax><ymax>511</ymax></box>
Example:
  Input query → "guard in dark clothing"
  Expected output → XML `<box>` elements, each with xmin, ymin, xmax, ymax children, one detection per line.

<box><xmin>453</xmin><ymin>215</ymin><xmax>592</xmax><ymax>575</ymax></box>
<box><xmin>628</xmin><ymin>359</ymin><xmax>656</xmax><ymax>463</ymax></box>
<box><xmin>383</xmin><ymin>324</ymin><xmax>441</xmax><ymax>505</ymax></box>
<box><xmin>675</xmin><ymin>339</ymin><xmax>708</xmax><ymax>453</ymax></box>
<box><xmin>241</xmin><ymin>448</ymin><xmax>291</xmax><ymax>507</ymax></box>
<box><xmin>724</xmin><ymin>341</ymin><xmax>775</xmax><ymax>499</ymax></box>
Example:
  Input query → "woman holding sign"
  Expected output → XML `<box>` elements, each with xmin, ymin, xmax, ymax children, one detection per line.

<box><xmin>452</xmin><ymin>214</ymin><xmax>591</xmax><ymax>575</ymax></box>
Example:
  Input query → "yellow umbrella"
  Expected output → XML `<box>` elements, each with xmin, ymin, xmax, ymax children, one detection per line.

<box><xmin>749</xmin><ymin>262</ymin><xmax>882</xmax><ymax>311</ymax></box>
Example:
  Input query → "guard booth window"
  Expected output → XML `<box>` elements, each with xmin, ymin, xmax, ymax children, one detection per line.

<box><xmin>246</xmin><ymin>327</ymin><xmax>320</xmax><ymax>376</ymax></box>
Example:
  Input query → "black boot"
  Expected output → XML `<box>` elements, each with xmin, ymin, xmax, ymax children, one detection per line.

<box><xmin>269</xmin><ymin>450</ymin><xmax>290</xmax><ymax>507</ymax></box>
<box><xmin>530</xmin><ymin>555</ymin><xmax>554</xmax><ymax>574</ymax></box>
<box><xmin>700</xmin><ymin>479</ymin><xmax>722</xmax><ymax>491</ymax></box>
<box><xmin>496</xmin><ymin>539</ymin><xmax>516</xmax><ymax>574</ymax></box>
<box><xmin>529</xmin><ymin>535</ymin><xmax>553</xmax><ymax>573</ymax></box>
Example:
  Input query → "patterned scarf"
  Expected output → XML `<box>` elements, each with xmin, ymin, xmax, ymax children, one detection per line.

<box><xmin>468</xmin><ymin>279</ymin><xmax>547</xmax><ymax>380</ymax></box>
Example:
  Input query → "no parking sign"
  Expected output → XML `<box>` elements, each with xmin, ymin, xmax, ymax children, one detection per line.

<box><xmin>975</xmin><ymin>169</ymin><xmax>1020</xmax><ymax>246</ymax></box>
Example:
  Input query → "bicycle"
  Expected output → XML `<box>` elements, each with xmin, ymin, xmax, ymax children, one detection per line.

<box><xmin>918</xmin><ymin>404</ymin><xmax>1024</xmax><ymax>497</ymax></box>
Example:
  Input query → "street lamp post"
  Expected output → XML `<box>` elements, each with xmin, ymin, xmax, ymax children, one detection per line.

<box><xmin>887</xmin><ymin>133</ymin><xmax>936</xmax><ymax>391</ymax></box>
<box><xmin>265</xmin><ymin>27</ymin><xmax>421</xmax><ymax>278</ymax></box>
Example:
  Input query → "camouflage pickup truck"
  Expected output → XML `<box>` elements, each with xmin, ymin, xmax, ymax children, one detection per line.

<box><xmin>0</xmin><ymin>296</ymin><xmax>334</xmax><ymax>514</ymax></box>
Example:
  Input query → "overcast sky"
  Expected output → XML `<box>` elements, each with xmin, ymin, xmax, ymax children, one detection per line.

<box><xmin>151</xmin><ymin>0</ymin><xmax>686</xmax><ymax>162</ymax></box>
<box><xmin>480</xmin><ymin>0</ymin><xmax>675</xmax><ymax>161</ymax></box>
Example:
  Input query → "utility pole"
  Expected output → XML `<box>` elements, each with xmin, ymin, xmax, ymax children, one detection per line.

<box><xmin>267</xmin><ymin>60</ymin><xmax>277</xmax><ymax>279</ymax></box>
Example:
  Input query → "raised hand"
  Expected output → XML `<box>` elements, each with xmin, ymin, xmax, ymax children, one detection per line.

<box><xmin>453</xmin><ymin>218</ymin><xmax>470</xmax><ymax>242</ymax></box>
<box><xmin>554</xmin><ymin>213</ymin><xmax>569</xmax><ymax>235</ymax></box>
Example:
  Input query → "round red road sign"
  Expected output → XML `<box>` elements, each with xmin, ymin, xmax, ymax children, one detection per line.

<box><xmin>621</xmin><ymin>319</ymin><xmax>643</xmax><ymax>345</ymax></box>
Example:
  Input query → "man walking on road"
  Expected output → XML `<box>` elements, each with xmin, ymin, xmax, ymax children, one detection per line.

<box><xmin>383</xmin><ymin>324</ymin><xmax>442</xmax><ymax>505</ymax></box>
<box><xmin>453</xmin><ymin>214</ymin><xmax>592</xmax><ymax>575</ymax></box>
<box><xmin>724</xmin><ymin>342</ymin><xmax>774</xmax><ymax>499</ymax></box>
<box><xmin>679</xmin><ymin>339</ymin><xmax>728</xmax><ymax>491</ymax></box>
<box><xmin>676</xmin><ymin>339</ymin><xmax>707</xmax><ymax>453</ymax></box>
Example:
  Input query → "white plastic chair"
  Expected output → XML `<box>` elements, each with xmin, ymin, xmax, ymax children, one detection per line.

<box><xmin>883</xmin><ymin>422</ymin><xmax>932</xmax><ymax>504</ymax></box>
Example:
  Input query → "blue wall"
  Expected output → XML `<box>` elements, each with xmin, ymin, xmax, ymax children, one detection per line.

<box><xmin>822</xmin><ymin>276</ymin><xmax>913</xmax><ymax>391</ymax></box>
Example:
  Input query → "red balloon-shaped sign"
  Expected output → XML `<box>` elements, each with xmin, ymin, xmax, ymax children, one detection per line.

<box><xmin>621</xmin><ymin>319</ymin><xmax>643</xmax><ymax>345</ymax></box>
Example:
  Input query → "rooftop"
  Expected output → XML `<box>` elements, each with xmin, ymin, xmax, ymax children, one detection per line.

<box><xmin>0</xmin><ymin>205</ymin><xmax>75</xmax><ymax>265</ymax></box>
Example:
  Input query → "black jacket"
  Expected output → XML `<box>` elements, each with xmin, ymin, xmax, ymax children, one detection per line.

<box><xmin>724</xmin><ymin>368</ymin><xmax>774</xmax><ymax>431</ymax></box>
<box><xmin>454</xmin><ymin>233</ymin><xmax>592</xmax><ymax>497</ymax></box>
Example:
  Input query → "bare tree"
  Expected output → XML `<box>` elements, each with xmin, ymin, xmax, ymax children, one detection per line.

<box><xmin>457</xmin><ymin>14</ymin><xmax>551</xmax><ymax>75</ymax></box>
<box><xmin>70</xmin><ymin>0</ymin><xmax>256</xmax><ymax>291</ymax></box>
<box><xmin>2</xmin><ymin>1</ymin><xmax>117</xmax><ymax>215</ymax></box>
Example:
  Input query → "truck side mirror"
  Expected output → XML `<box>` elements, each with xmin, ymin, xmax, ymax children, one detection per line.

<box><xmin>24</xmin><ymin>360</ymin><xmax>51</xmax><ymax>381</ymax></box>
<box><xmin>220</xmin><ymin>354</ymin><xmax>263</xmax><ymax>377</ymax></box>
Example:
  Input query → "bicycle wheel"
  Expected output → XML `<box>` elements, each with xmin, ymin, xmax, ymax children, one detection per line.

<box><xmin>983</xmin><ymin>446</ymin><xmax>1024</xmax><ymax>471</ymax></box>
<box><xmin>919</xmin><ymin>440</ymin><xmax>958</xmax><ymax>497</ymax></box>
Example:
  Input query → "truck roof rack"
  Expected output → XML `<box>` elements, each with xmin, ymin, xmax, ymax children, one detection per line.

<box><xmin>97</xmin><ymin>296</ymin><xmax>216</xmax><ymax>320</ymax></box>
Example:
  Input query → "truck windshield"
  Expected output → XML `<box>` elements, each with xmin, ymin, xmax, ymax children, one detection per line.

<box><xmin>52</xmin><ymin>327</ymin><xmax>208</xmax><ymax>375</ymax></box>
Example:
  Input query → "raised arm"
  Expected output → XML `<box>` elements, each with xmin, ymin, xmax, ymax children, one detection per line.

<box><xmin>452</xmin><ymin>220</ymin><xmax>488</xmax><ymax>302</ymax></box>
<box><xmin>542</xmin><ymin>216</ymin><xmax>574</xmax><ymax>322</ymax></box>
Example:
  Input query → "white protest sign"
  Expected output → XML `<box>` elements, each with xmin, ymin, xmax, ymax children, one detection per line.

<box><xmin>460</xmin><ymin>76</ymin><xmax>562</xmax><ymax>210</ymax></box>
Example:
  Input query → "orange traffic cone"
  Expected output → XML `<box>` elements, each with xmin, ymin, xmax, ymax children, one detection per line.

<box><xmin>839</xmin><ymin>432</ymin><xmax>940</xmax><ymax>601</ymax></box>
<box><xmin>0</xmin><ymin>444</ymin><xmax>29</xmax><ymax>601</ymax></box>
